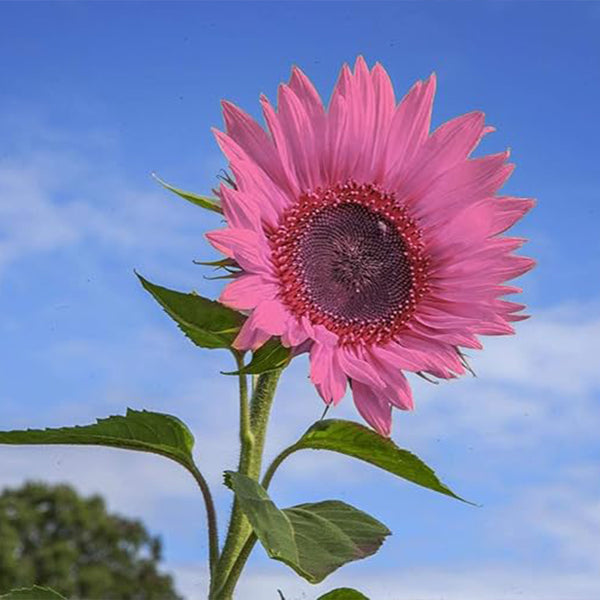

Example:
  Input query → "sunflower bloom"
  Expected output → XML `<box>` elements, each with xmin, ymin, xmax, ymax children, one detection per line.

<box><xmin>207</xmin><ymin>57</ymin><xmax>534</xmax><ymax>436</ymax></box>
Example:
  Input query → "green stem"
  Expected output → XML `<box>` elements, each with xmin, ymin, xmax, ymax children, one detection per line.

<box><xmin>210</xmin><ymin>353</ymin><xmax>251</xmax><ymax>597</ymax></box>
<box><xmin>261</xmin><ymin>443</ymin><xmax>300</xmax><ymax>491</ymax></box>
<box><xmin>236</xmin><ymin>354</ymin><xmax>253</xmax><ymax>472</ymax></box>
<box><xmin>248</xmin><ymin>369</ymin><xmax>282</xmax><ymax>478</ymax></box>
<box><xmin>210</xmin><ymin>367</ymin><xmax>282</xmax><ymax>599</ymax></box>
<box><xmin>215</xmin><ymin>435</ymin><xmax>303</xmax><ymax>593</ymax></box>
<box><xmin>215</xmin><ymin>533</ymin><xmax>258</xmax><ymax>599</ymax></box>
<box><xmin>187</xmin><ymin>462</ymin><xmax>219</xmax><ymax>578</ymax></box>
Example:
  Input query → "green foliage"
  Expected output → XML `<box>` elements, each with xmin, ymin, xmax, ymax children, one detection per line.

<box><xmin>193</xmin><ymin>257</ymin><xmax>238</xmax><ymax>269</ymax></box>
<box><xmin>225</xmin><ymin>472</ymin><xmax>390</xmax><ymax>584</ymax></box>
<box><xmin>317</xmin><ymin>588</ymin><xmax>370</xmax><ymax>600</ymax></box>
<box><xmin>222</xmin><ymin>337</ymin><xmax>291</xmax><ymax>375</ymax></box>
<box><xmin>152</xmin><ymin>173</ymin><xmax>222</xmax><ymax>214</ymax></box>
<box><xmin>0</xmin><ymin>586</ymin><xmax>66</xmax><ymax>600</ymax></box>
<box><xmin>0</xmin><ymin>409</ymin><xmax>197</xmax><ymax>475</ymax></box>
<box><xmin>295</xmin><ymin>419</ymin><xmax>468</xmax><ymax>502</ymax></box>
<box><xmin>137</xmin><ymin>273</ymin><xmax>245</xmax><ymax>349</ymax></box>
<box><xmin>0</xmin><ymin>482</ymin><xmax>181</xmax><ymax>599</ymax></box>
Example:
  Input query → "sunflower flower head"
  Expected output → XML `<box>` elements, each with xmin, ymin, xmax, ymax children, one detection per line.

<box><xmin>207</xmin><ymin>57</ymin><xmax>535</xmax><ymax>436</ymax></box>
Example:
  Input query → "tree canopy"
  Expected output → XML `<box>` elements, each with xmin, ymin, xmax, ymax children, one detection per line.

<box><xmin>0</xmin><ymin>481</ymin><xmax>182</xmax><ymax>600</ymax></box>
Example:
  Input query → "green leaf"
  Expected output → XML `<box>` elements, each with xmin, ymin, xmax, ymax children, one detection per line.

<box><xmin>152</xmin><ymin>173</ymin><xmax>222</xmax><ymax>214</ymax></box>
<box><xmin>222</xmin><ymin>337</ymin><xmax>291</xmax><ymax>375</ymax></box>
<box><xmin>225</xmin><ymin>472</ymin><xmax>390</xmax><ymax>584</ymax></box>
<box><xmin>293</xmin><ymin>419</ymin><xmax>469</xmax><ymax>503</ymax></box>
<box><xmin>0</xmin><ymin>409</ymin><xmax>196</xmax><ymax>474</ymax></box>
<box><xmin>317</xmin><ymin>589</ymin><xmax>370</xmax><ymax>600</ymax></box>
<box><xmin>0</xmin><ymin>586</ymin><xmax>67</xmax><ymax>599</ymax></box>
<box><xmin>193</xmin><ymin>257</ymin><xmax>238</xmax><ymax>269</ymax></box>
<box><xmin>137</xmin><ymin>272</ymin><xmax>245</xmax><ymax>349</ymax></box>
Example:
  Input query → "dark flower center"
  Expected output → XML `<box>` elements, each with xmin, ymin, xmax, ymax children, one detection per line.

<box><xmin>270</xmin><ymin>181</ymin><xmax>429</xmax><ymax>346</ymax></box>
<box><xmin>296</xmin><ymin>203</ymin><xmax>413</xmax><ymax>323</ymax></box>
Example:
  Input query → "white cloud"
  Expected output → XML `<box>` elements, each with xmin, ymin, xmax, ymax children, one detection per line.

<box><xmin>473</xmin><ymin>311</ymin><xmax>600</xmax><ymax>395</ymax></box>
<box><xmin>0</xmin><ymin>133</ymin><xmax>219</xmax><ymax>281</ymax></box>
<box><xmin>499</xmin><ymin>464</ymin><xmax>600</xmax><ymax>571</ymax></box>
<box><xmin>0</xmin><ymin>155</ymin><xmax>80</xmax><ymax>272</ymax></box>
<box><xmin>396</xmin><ymin>304</ymin><xmax>600</xmax><ymax>453</ymax></box>
<box><xmin>0</xmin><ymin>446</ymin><xmax>199</xmax><ymax>524</ymax></box>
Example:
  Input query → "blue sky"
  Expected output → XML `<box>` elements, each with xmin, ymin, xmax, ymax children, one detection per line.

<box><xmin>1</xmin><ymin>1</ymin><xmax>599</xmax><ymax>598</ymax></box>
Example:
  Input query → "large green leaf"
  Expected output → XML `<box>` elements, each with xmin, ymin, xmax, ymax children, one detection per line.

<box><xmin>137</xmin><ymin>273</ymin><xmax>245</xmax><ymax>349</ymax></box>
<box><xmin>152</xmin><ymin>173</ymin><xmax>222</xmax><ymax>214</ymax></box>
<box><xmin>225</xmin><ymin>472</ymin><xmax>390</xmax><ymax>583</ymax></box>
<box><xmin>317</xmin><ymin>589</ymin><xmax>369</xmax><ymax>600</ymax></box>
<box><xmin>0</xmin><ymin>587</ymin><xmax>66</xmax><ymax>599</ymax></box>
<box><xmin>0</xmin><ymin>409</ymin><xmax>196</xmax><ymax>474</ymax></box>
<box><xmin>222</xmin><ymin>337</ymin><xmax>291</xmax><ymax>375</ymax></box>
<box><xmin>293</xmin><ymin>419</ymin><xmax>469</xmax><ymax>503</ymax></box>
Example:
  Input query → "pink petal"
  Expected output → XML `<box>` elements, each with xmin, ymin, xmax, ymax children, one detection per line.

<box><xmin>324</xmin><ymin>83</ymin><xmax>350</xmax><ymax>184</ymax></box>
<box><xmin>371</xmin><ymin>332</ymin><xmax>460</xmax><ymax>382</ymax></box>
<box><xmin>311</xmin><ymin>323</ymin><xmax>339</xmax><ymax>346</ymax></box>
<box><xmin>326</xmin><ymin>57</ymin><xmax>389</xmax><ymax>184</ymax></box>
<box><xmin>370</xmin><ymin>62</ymin><xmax>397</xmax><ymax>181</ymax></box>
<box><xmin>232</xmin><ymin>319</ymin><xmax>271</xmax><ymax>351</ymax></box>
<box><xmin>277</xmin><ymin>84</ymin><xmax>321</xmax><ymax>190</ymax></box>
<box><xmin>324</xmin><ymin>63</ymin><xmax>356</xmax><ymax>183</ymax></box>
<box><xmin>231</xmin><ymin>161</ymin><xmax>292</xmax><ymax>229</ymax></box>
<box><xmin>425</xmin><ymin>200</ymin><xmax>497</xmax><ymax>256</ymax></box>
<box><xmin>260</xmin><ymin>95</ymin><xmax>302</xmax><ymax>197</ymax></box>
<box><xmin>338</xmin><ymin>346</ymin><xmax>386</xmax><ymax>389</ymax></box>
<box><xmin>350</xmin><ymin>56</ymin><xmax>377</xmax><ymax>182</ymax></box>
<box><xmin>413</xmin><ymin>308</ymin><xmax>482</xmax><ymax>331</ymax></box>
<box><xmin>214</xmin><ymin>130</ymin><xmax>292</xmax><ymax>227</ymax></box>
<box><xmin>487</xmin><ymin>255</ymin><xmax>537</xmax><ymax>280</ymax></box>
<box><xmin>220</xmin><ymin>100</ymin><xmax>291</xmax><ymax>192</ymax></box>
<box><xmin>428</xmin><ymin>111</ymin><xmax>487</xmax><ymax>161</ymax></box>
<box><xmin>205</xmin><ymin>227</ymin><xmax>273</xmax><ymax>275</ymax></box>
<box><xmin>474</xmin><ymin>320</ymin><xmax>515</xmax><ymax>336</ymax></box>
<box><xmin>374</xmin><ymin>341</ymin><xmax>433</xmax><ymax>372</ymax></box>
<box><xmin>288</xmin><ymin>66</ymin><xmax>326</xmax><ymax>122</ymax></box>
<box><xmin>369</xmin><ymin>347</ymin><xmax>414</xmax><ymax>410</ymax></box>
<box><xmin>412</xmin><ymin>151</ymin><xmax>513</xmax><ymax>224</ymax></box>
<box><xmin>384</xmin><ymin>73</ymin><xmax>436</xmax><ymax>183</ymax></box>
<box><xmin>402</xmin><ymin>111</ymin><xmax>488</xmax><ymax>187</ymax></box>
<box><xmin>281</xmin><ymin>316</ymin><xmax>310</xmax><ymax>347</ymax></box>
<box><xmin>310</xmin><ymin>342</ymin><xmax>347</xmax><ymax>405</ymax></box>
<box><xmin>219</xmin><ymin>274</ymin><xmax>278</xmax><ymax>311</ymax></box>
<box><xmin>232</xmin><ymin>300</ymin><xmax>291</xmax><ymax>351</ymax></box>
<box><xmin>491</xmin><ymin>196</ymin><xmax>536</xmax><ymax>234</ymax></box>
<box><xmin>218</xmin><ymin>184</ymin><xmax>262</xmax><ymax>231</ymax></box>
<box><xmin>429</xmin><ymin>282</ymin><xmax>523</xmax><ymax>303</ymax></box>
<box><xmin>287</xmin><ymin>67</ymin><xmax>328</xmax><ymax>187</ymax></box>
<box><xmin>352</xmin><ymin>380</ymin><xmax>392</xmax><ymax>436</ymax></box>
<box><xmin>391</xmin><ymin>331</ymin><xmax>467</xmax><ymax>377</ymax></box>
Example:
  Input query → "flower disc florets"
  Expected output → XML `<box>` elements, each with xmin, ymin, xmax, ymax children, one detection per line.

<box><xmin>269</xmin><ymin>181</ymin><xmax>430</xmax><ymax>346</ymax></box>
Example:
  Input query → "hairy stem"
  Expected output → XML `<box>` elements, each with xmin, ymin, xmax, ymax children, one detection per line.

<box><xmin>187</xmin><ymin>462</ymin><xmax>219</xmax><ymax>578</ymax></box>
<box><xmin>215</xmin><ymin>532</ymin><xmax>258</xmax><ymax>599</ymax></box>
<box><xmin>236</xmin><ymin>354</ymin><xmax>253</xmax><ymax>473</ymax></box>
<box><xmin>248</xmin><ymin>369</ymin><xmax>282</xmax><ymax>478</ymax></box>
<box><xmin>260</xmin><ymin>442</ymin><xmax>300</xmax><ymax>491</ymax></box>
<box><xmin>210</xmin><ymin>367</ymin><xmax>282</xmax><ymax>599</ymax></box>
<box><xmin>210</xmin><ymin>353</ymin><xmax>251</xmax><ymax>597</ymax></box>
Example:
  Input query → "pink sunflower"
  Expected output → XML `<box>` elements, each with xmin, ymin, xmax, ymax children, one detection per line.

<box><xmin>207</xmin><ymin>57</ymin><xmax>535</xmax><ymax>436</ymax></box>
